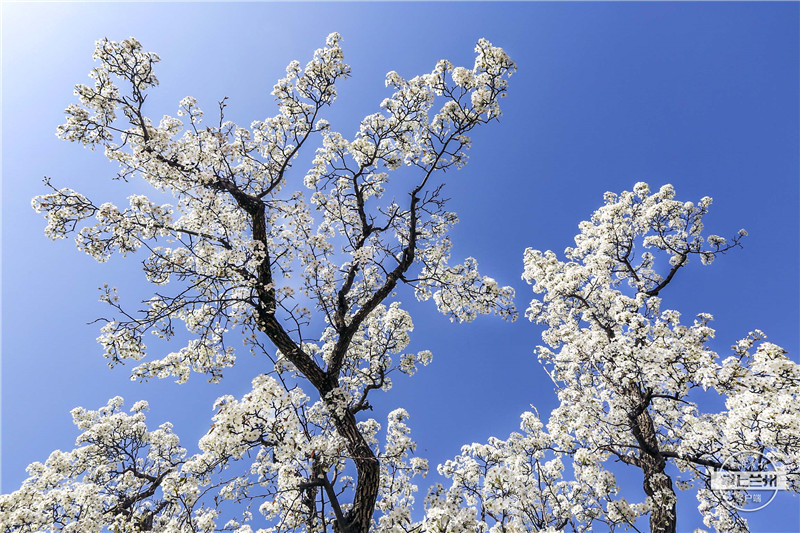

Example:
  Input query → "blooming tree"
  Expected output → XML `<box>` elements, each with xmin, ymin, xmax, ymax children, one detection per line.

<box><xmin>1</xmin><ymin>35</ymin><xmax>517</xmax><ymax>532</ymax></box>
<box><xmin>428</xmin><ymin>184</ymin><xmax>800</xmax><ymax>533</ymax></box>
<box><xmin>4</xmin><ymin>30</ymin><xmax>797</xmax><ymax>533</ymax></box>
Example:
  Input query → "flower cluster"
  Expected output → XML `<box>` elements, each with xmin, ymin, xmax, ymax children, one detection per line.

<box><xmin>0</xmin><ymin>398</ymin><xmax>187</xmax><ymax>532</ymax></box>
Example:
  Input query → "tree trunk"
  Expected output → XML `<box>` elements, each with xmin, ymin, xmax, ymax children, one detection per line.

<box><xmin>641</xmin><ymin>454</ymin><xmax>676</xmax><ymax>533</ymax></box>
<box><xmin>332</xmin><ymin>410</ymin><xmax>380</xmax><ymax>533</ymax></box>
<box><xmin>636</xmin><ymin>409</ymin><xmax>676</xmax><ymax>533</ymax></box>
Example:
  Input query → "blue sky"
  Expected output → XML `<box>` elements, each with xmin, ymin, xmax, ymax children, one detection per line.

<box><xmin>2</xmin><ymin>2</ymin><xmax>798</xmax><ymax>531</ymax></box>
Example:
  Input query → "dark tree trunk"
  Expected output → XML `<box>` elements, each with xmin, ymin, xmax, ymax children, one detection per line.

<box><xmin>334</xmin><ymin>410</ymin><xmax>380</xmax><ymax>533</ymax></box>
<box><xmin>641</xmin><ymin>453</ymin><xmax>677</xmax><ymax>533</ymax></box>
<box><xmin>635</xmin><ymin>408</ymin><xmax>676</xmax><ymax>533</ymax></box>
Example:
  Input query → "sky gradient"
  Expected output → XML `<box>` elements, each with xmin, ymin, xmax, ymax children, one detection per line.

<box><xmin>2</xmin><ymin>2</ymin><xmax>798</xmax><ymax>531</ymax></box>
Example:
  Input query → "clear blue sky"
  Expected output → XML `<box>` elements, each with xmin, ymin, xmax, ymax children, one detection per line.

<box><xmin>2</xmin><ymin>2</ymin><xmax>798</xmax><ymax>531</ymax></box>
